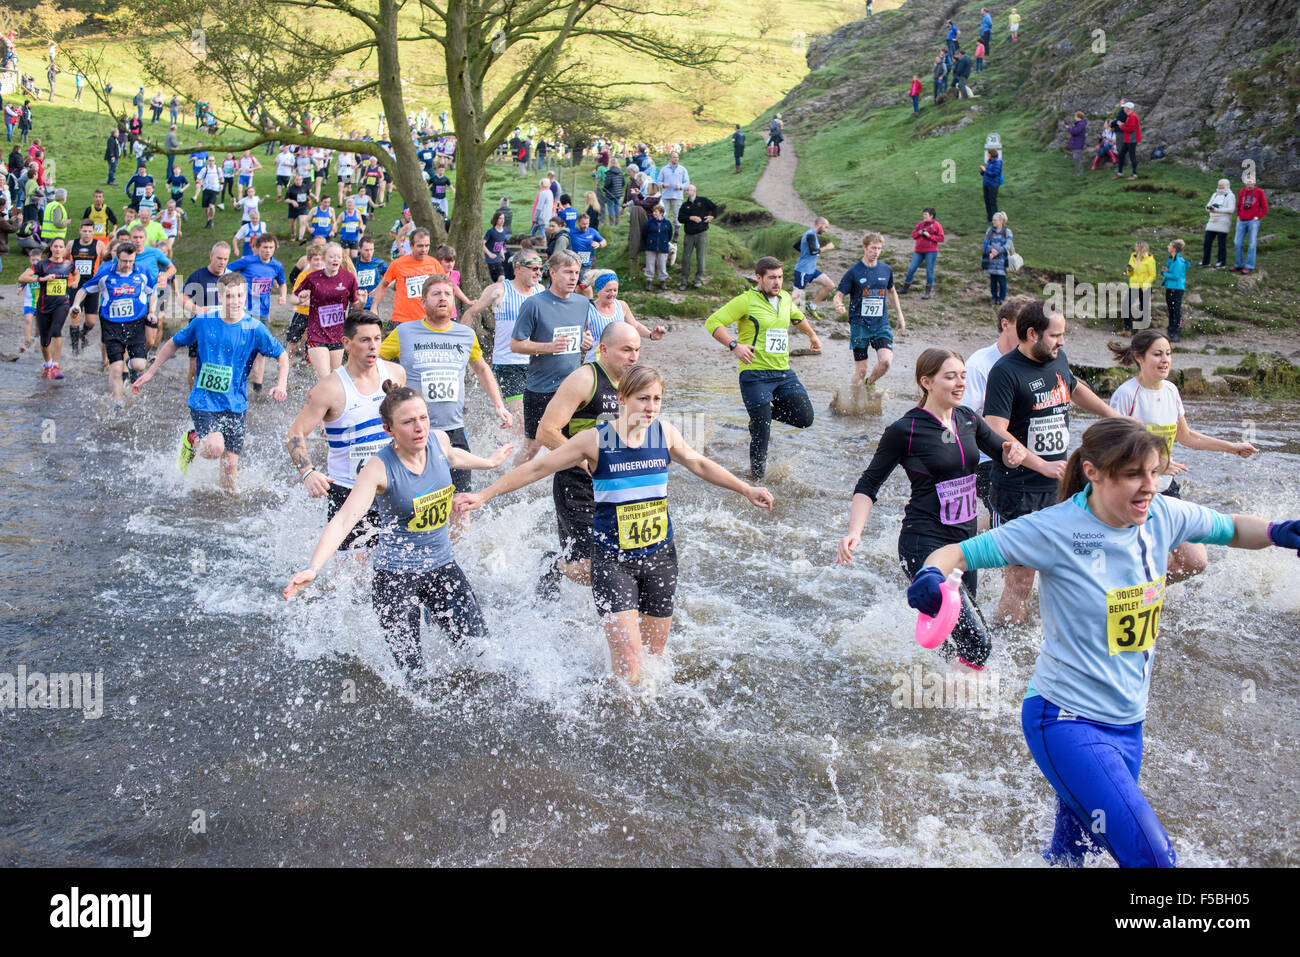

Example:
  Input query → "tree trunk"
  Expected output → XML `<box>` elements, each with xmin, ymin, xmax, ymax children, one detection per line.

<box><xmin>375</xmin><ymin>0</ymin><xmax>444</xmax><ymax>245</ymax></box>
<box><xmin>443</xmin><ymin>0</ymin><xmax>491</xmax><ymax>298</ymax></box>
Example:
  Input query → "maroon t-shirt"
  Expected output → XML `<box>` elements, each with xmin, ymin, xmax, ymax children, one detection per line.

<box><xmin>300</xmin><ymin>268</ymin><xmax>358</xmax><ymax>345</ymax></box>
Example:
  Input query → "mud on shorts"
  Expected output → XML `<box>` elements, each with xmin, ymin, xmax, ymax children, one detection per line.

<box><xmin>190</xmin><ymin>408</ymin><xmax>246</xmax><ymax>455</ymax></box>
<box><xmin>592</xmin><ymin>540</ymin><xmax>679</xmax><ymax>618</ymax></box>
<box><xmin>493</xmin><ymin>364</ymin><xmax>527</xmax><ymax>404</ymax></box>
<box><xmin>327</xmin><ymin>481</ymin><xmax>381</xmax><ymax>551</ymax></box>
<box><xmin>101</xmin><ymin>318</ymin><xmax>148</xmax><ymax>364</ymax></box>
<box><xmin>552</xmin><ymin>465</ymin><xmax>594</xmax><ymax>564</ymax></box>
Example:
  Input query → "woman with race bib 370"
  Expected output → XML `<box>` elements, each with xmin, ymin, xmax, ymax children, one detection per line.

<box><xmin>908</xmin><ymin>417</ymin><xmax>1300</xmax><ymax>867</ymax></box>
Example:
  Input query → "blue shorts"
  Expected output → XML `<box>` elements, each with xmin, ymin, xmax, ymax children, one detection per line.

<box><xmin>1021</xmin><ymin>694</ymin><xmax>1176</xmax><ymax>868</ymax></box>
<box><xmin>738</xmin><ymin>368</ymin><xmax>806</xmax><ymax>411</ymax></box>
<box><xmin>191</xmin><ymin>408</ymin><xmax>247</xmax><ymax>455</ymax></box>
<box><xmin>792</xmin><ymin>269</ymin><xmax>823</xmax><ymax>290</ymax></box>
<box><xmin>850</xmin><ymin>320</ymin><xmax>892</xmax><ymax>353</ymax></box>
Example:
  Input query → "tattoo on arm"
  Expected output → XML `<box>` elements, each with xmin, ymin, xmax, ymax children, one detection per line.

<box><xmin>287</xmin><ymin>434</ymin><xmax>313</xmax><ymax>472</ymax></box>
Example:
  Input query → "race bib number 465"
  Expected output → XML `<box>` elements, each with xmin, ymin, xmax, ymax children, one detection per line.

<box><xmin>616</xmin><ymin>498</ymin><xmax>668</xmax><ymax>550</ymax></box>
<box><xmin>1106</xmin><ymin>576</ymin><xmax>1164</xmax><ymax>655</ymax></box>
<box><xmin>1027</xmin><ymin>412</ymin><xmax>1069</xmax><ymax>455</ymax></box>
<box><xmin>407</xmin><ymin>484</ymin><xmax>454</xmax><ymax>532</ymax></box>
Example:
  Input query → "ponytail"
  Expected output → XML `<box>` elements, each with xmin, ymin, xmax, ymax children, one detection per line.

<box><xmin>1107</xmin><ymin>329</ymin><xmax>1168</xmax><ymax>366</ymax></box>
<box><xmin>378</xmin><ymin>381</ymin><xmax>420</xmax><ymax>428</ymax></box>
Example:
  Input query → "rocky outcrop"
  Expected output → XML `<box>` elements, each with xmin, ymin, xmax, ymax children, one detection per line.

<box><xmin>792</xmin><ymin>0</ymin><xmax>1300</xmax><ymax>188</ymax></box>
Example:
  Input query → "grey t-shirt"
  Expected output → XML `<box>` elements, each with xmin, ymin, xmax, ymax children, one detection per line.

<box><xmin>511</xmin><ymin>289</ymin><xmax>589</xmax><ymax>393</ymax></box>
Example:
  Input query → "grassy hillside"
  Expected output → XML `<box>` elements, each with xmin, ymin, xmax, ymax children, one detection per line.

<box><xmin>772</xmin><ymin>0</ymin><xmax>1300</xmax><ymax>334</ymax></box>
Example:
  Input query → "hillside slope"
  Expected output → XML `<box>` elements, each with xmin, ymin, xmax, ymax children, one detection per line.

<box><xmin>790</xmin><ymin>0</ymin><xmax>1300</xmax><ymax>193</ymax></box>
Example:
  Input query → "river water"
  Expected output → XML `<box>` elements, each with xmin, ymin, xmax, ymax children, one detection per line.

<box><xmin>1</xmin><ymin>316</ymin><xmax>1297</xmax><ymax>866</ymax></box>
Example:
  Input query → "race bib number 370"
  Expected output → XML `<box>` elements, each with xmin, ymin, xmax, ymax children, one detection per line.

<box><xmin>1106</xmin><ymin>576</ymin><xmax>1164</xmax><ymax>655</ymax></box>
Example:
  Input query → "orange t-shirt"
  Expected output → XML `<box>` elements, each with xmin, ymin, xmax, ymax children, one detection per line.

<box><xmin>382</xmin><ymin>255</ymin><xmax>447</xmax><ymax>323</ymax></box>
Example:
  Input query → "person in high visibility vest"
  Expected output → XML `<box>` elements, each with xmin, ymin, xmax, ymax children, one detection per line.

<box><xmin>41</xmin><ymin>188</ymin><xmax>70</xmax><ymax>241</ymax></box>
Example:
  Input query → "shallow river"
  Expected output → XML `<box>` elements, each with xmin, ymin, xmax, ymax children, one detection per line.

<box><xmin>1</xmin><ymin>314</ymin><xmax>1297</xmax><ymax>866</ymax></box>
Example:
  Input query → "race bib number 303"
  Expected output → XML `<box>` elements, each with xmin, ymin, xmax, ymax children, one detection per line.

<box><xmin>407</xmin><ymin>484</ymin><xmax>454</xmax><ymax>532</ymax></box>
<box><xmin>616</xmin><ymin>499</ymin><xmax>668</xmax><ymax>550</ymax></box>
<box><xmin>1027</xmin><ymin>412</ymin><xmax>1069</xmax><ymax>456</ymax></box>
<box><xmin>1106</xmin><ymin>576</ymin><xmax>1164</xmax><ymax>655</ymax></box>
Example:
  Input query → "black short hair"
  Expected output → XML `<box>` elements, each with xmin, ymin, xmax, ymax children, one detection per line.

<box><xmin>343</xmin><ymin>308</ymin><xmax>383</xmax><ymax>338</ymax></box>
<box><xmin>559</xmin><ymin>194</ymin><xmax>572</xmax><ymax>205</ymax></box>
<box><xmin>1016</xmin><ymin>299</ymin><xmax>1054</xmax><ymax>341</ymax></box>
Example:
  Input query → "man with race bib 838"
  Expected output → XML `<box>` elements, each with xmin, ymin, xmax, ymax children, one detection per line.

<box><xmin>981</xmin><ymin>299</ymin><xmax>1120</xmax><ymax>623</ymax></box>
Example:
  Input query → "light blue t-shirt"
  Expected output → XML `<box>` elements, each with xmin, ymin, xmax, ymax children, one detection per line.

<box><xmin>132</xmin><ymin>246</ymin><xmax>172</xmax><ymax>285</ymax></box>
<box><xmin>961</xmin><ymin>488</ymin><xmax>1234</xmax><ymax>724</ymax></box>
<box><xmin>171</xmin><ymin>310</ymin><xmax>285</xmax><ymax>414</ymax></box>
<box><xmin>795</xmin><ymin>229</ymin><xmax>821</xmax><ymax>275</ymax></box>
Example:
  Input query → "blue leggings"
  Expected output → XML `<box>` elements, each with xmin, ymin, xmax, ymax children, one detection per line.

<box><xmin>1021</xmin><ymin>695</ymin><xmax>1176</xmax><ymax>867</ymax></box>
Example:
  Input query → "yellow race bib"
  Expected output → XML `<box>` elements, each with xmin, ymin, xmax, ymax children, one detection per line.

<box><xmin>47</xmin><ymin>277</ymin><xmax>68</xmax><ymax>296</ymax></box>
<box><xmin>407</xmin><ymin>484</ymin><xmax>454</xmax><ymax>532</ymax></box>
<box><xmin>615</xmin><ymin>499</ymin><xmax>668</xmax><ymax>550</ymax></box>
<box><xmin>1106</xmin><ymin>576</ymin><xmax>1165</xmax><ymax>655</ymax></box>
<box><xmin>1146</xmin><ymin>422</ymin><xmax>1177</xmax><ymax>456</ymax></box>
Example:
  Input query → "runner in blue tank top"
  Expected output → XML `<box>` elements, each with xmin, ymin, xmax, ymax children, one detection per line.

<box><xmin>908</xmin><ymin>418</ymin><xmax>1300</xmax><ymax>867</ymax></box>
<box><xmin>285</xmin><ymin>384</ymin><xmax>514</xmax><ymax>680</ymax></box>
<box><xmin>456</xmin><ymin>364</ymin><xmax>775</xmax><ymax>687</ymax></box>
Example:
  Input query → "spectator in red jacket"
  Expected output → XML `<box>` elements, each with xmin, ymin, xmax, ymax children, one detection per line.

<box><xmin>901</xmin><ymin>207</ymin><xmax>945</xmax><ymax>298</ymax></box>
<box><xmin>1114</xmin><ymin>101</ymin><xmax>1141</xmax><ymax>179</ymax></box>
<box><xmin>1230</xmin><ymin>174</ymin><xmax>1268</xmax><ymax>274</ymax></box>
<box><xmin>909</xmin><ymin>75</ymin><xmax>922</xmax><ymax>116</ymax></box>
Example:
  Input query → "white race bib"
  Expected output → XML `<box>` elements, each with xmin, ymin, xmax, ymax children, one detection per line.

<box><xmin>357</xmin><ymin>268</ymin><xmax>376</xmax><ymax>287</ymax></box>
<box><xmin>75</xmin><ymin>259</ymin><xmax>93</xmax><ymax>276</ymax></box>
<box><xmin>765</xmin><ymin>328</ymin><xmax>789</xmax><ymax>355</ymax></box>
<box><xmin>349</xmin><ymin>440</ymin><xmax>388</xmax><ymax>480</ymax></box>
<box><xmin>108</xmin><ymin>298</ymin><xmax>134</xmax><ymax>319</ymax></box>
<box><xmin>1027</xmin><ymin>413</ymin><xmax>1069</xmax><ymax>456</ymax></box>
<box><xmin>860</xmin><ymin>296</ymin><xmax>885</xmax><ymax>318</ymax></box>
<box><xmin>404</xmin><ymin>274</ymin><xmax>428</xmax><ymax>300</ymax></box>
<box><xmin>577</xmin><ymin>250</ymin><xmax>592</xmax><ymax>265</ymax></box>
<box><xmin>553</xmin><ymin>324</ymin><xmax>581</xmax><ymax>354</ymax></box>
<box><xmin>318</xmin><ymin>303</ymin><xmax>345</xmax><ymax>327</ymax></box>
<box><xmin>421</xmin><ymin>368</ymin><xmax>461</xmax><ymax>403</ymax></box>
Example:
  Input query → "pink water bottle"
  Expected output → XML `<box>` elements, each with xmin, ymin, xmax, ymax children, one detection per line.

<box><xmin>915</xmin><ymin>570</ymin><xmax>963</xmax><ymax>649</ymax></box>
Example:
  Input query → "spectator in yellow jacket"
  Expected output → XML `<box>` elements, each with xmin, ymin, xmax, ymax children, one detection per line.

<box><xmin>1124</xmin><ymin>240</ymin><xmax>1156</xmax><ymax>334</ymax></box>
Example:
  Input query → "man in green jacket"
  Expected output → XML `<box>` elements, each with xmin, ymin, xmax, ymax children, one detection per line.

<box><xmin>705</xmin><ymin>255</ymin><xmax>822</xmax><ymax>478</ymax></box>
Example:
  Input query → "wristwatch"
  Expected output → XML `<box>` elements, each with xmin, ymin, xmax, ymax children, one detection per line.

<box><xmin>728</xmin><ymin>339</ymin><xmax>738</xmax><ymax>351</ymax></box>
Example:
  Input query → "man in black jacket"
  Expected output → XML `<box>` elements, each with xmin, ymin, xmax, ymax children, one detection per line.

<box><xmin>104</xmin><ymin>130</ymin><xmax>122</xmax><ymax>184</ymax></box>
<box><xmin>953</xmin><ymin>51</ymin><xmax>973</xmax><ymax>99</ymax></box>
<box><xmin>677</xmin><ymin>184</ymin><xmax>717</xmax><ymax>289</ymax></box>
<box><xmin>602</xmin><ymin>162</ymin><xmax>625</xmax><ymax>229</ymax></box>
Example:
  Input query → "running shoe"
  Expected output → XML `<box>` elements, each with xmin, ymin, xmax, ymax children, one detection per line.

<box><xmin>50</xmin><ymin>363</ymin><xmax>63</xmax><ymax>380</ymax></box>
<box><xmin>178</xmin><ymin>429</ymin><xmax>197</xmax><ymax>474</ymax></box>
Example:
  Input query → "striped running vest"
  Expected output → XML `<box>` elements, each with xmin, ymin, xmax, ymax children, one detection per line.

<box><xmin>323</xmin><ymin>359</ymin><xmax>393</xmax><ymax>487</ymax></box>
<box><xmin>591</xmin><ymin>419</ymin><xmax>672</xmax><ymax>556</ymax></box>
<box><xmin>492</xmin><ymin>279</ymin><xmax>539</xmax><ymax>366</ymax></box>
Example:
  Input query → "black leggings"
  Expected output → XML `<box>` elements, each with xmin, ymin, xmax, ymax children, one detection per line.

<box><xmin>37</xmin><ymin>303</ymin><xmax>69</xmax><ymax>347</ymax></box>
<box><xmin>898</xmin><ymin>531</ymin><xmax>993</xmax><ymax>668</ymax></box>
<box><xmin>747</xmin><ymin>388</ymin><xmax>814</xmax><ymax>477</ymax></box>
<box><xmin>1165</xmin><ymin>288</ymin><xmax>1183</xmax><ymax>334</ymax></box>
<box><xmin>372</xmin><ymin>563</ymin><xmax>488</xmax><ymax>674</ymax></box>
<box><xmin>1200</xmin><ymin>230</ymin><xmax>1226</xmax><ymax>266</ymax></box>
